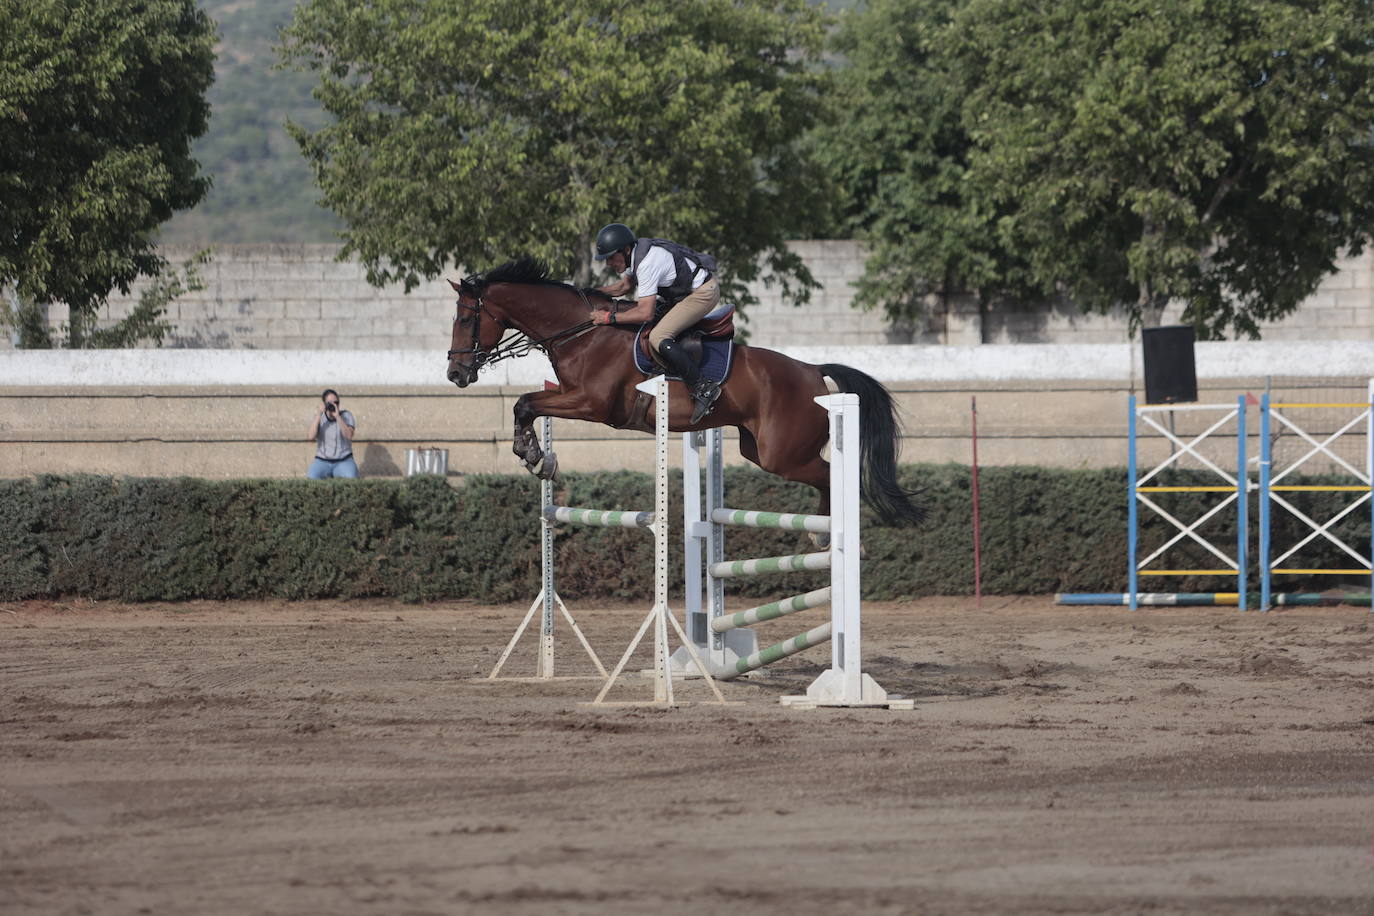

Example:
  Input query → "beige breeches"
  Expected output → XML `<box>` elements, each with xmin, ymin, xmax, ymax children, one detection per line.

<box><xmin>647</xmin><ymin>277</ymin><xmax>720</xmax><ymax>349</ymax></box>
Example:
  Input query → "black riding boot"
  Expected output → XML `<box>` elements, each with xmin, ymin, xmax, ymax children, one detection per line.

<box><xmin>658</xmin><ymin>338</ymin><xmax>720</xmax><ymax>423</ymax></box>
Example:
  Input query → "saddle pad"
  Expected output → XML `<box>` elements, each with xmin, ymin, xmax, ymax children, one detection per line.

<box><xmin>633</xmin><ymin>327</ymin><xmax>734</xmax><ymax>385</ymax></box>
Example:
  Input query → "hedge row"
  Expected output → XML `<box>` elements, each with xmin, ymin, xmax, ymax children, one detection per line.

<box><xmin>0</xmin><ymin>467</ymin><xmax>1367</xmax><ymax>602</ymax></box>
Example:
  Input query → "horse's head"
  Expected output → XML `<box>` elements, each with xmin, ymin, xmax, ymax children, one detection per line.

<box><xmin>446</xmin><ymin>258</ymin><xmax>601</xmax><ymax>386</ymax></box>
<box><xmin>446</xmin><ymin>275</ymin><xmax>505</xmax><ymax>387</ymax></box>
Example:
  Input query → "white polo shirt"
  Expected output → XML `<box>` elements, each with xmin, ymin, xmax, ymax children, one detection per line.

<box><xmin>629</xmin><ymin>245</ymin><xmax>708</xmax><ymax>301</ymax></box>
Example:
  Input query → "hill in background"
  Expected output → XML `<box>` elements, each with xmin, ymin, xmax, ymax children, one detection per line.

<box><xmin>161</xmin><ymin>0</ymin><xmax>340</xmax><ymax>244</ymax></box>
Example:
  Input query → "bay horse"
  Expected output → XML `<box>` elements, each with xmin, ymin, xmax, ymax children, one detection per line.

<box><xmin>446</xmin><ymin>257</ymin><xmax>923</xmax><ymax>527</ymax></box>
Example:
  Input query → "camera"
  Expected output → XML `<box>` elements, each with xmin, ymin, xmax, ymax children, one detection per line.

<box><xmin>324</xmin><ymin>402</ymin><xmax>337</xmax><ymax>417</ymax></box>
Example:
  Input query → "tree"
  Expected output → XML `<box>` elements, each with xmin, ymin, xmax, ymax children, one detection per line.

<box><xmin>0</xmin><ymin>0</ymin><xmax>216</xmax><ymax>348</ymax></box>
<box><xmin>950</xmin><ymin>0</ymin><xmax>1374</xmax><ymax>336</ymax></box>
<box><xmin>817</xmin><ymin>0</ymin><xmax>1045</xmax><ymax>328</ymax></box>
<box><xmin>278</xmin><ymin>0</ymin><xmax>832</xmax><ymax>308</ymax></box>
<box><xmin>2</xmin><ymin>253</ymin><xmax>209</xmax><ymax>349</ymax></box>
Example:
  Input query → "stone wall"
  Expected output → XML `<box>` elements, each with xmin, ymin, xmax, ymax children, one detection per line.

<box><xmin>9</xmin><ymin>242</ymin><xmax>1373</xmax><ymax>351</ymax></box>
<box><xmin>5</xmin><ymin>343</ymin><xmax>1373</xmax><ymax>479</ymax></box>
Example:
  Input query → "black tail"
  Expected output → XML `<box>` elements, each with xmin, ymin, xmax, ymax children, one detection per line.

<box><xmin>819</xmin><ymin>364</ymin><xmax>925</xmax><ymax>527</ymax></box>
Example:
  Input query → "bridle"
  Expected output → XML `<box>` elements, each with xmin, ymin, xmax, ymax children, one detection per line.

<box><xmin>447</xmin><ymin>286</ymin><xmax>597</xmax><ymax>376</ymax></box>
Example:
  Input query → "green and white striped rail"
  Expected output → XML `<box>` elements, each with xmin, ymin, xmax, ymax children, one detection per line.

<box><xmin>543</xmin><ymin>505</ymin><xmax>654</xmax><ymax>529</ymax></box>
<box><xmin>711</xmin><ymin>507</ymin><xmax>831</xmax><ymax>534</ymax></box>
<box><xmin>709</xmin><ymin>551</ymin><xmax>831</xmax><ymax>579</ymax></box>
<box><xmin>711</xmin><ymin>587</ymin><xmax>832</xmax><ymax>633</ymax></box>
<box><xmin>730</xmin><ymin>623</ymin><xmax>833</xmax><ymax>676</ymax></box>
<box><xmin>676</xmin><ymin>393</ymin><xmax>895</xmax><ymax>705</ymax></box>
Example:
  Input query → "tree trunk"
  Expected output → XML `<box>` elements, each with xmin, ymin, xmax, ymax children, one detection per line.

<box><xmin>1136</xmin><ymin>221</ymin><xmax>1167</xmax><ymax>329</ymax></box>
<box><xmin>1137</xmin><ymin>276</ymin><xmax>1166</xmax><ymax>329</ymax></box>
<box><xmin>10</xmin><ymin>294</ymin><xmax>54</xmax><ymax>349</ymax></box>
<box><xmin>67</xmin><ymin>306</ymin><xmax>88</xmax><ymax>348</ymax></box>
<box><xmin>572</xmin><ymin>231</ymin><xmax>596</xmax><ymax>288</ymax></box>
<box><xmin>1139</xmin><ymin>301</ymin><xmax>1166</xmax><ymax>328</ymax></box>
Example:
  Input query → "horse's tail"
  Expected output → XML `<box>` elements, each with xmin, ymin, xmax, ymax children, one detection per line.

<box><xmin>818</xmin><ymin>363</ymin><xmax>925</xmax><ymax>527</ymax></box>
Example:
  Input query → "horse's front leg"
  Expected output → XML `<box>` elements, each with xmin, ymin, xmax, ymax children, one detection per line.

<box><xmin>511</xmin><ymin>389</ymin><xmax>614</xmax><ymax>480</ymax></box>
<box><xmin>512</xmin><ymin>393</ymin><xmax>551</xmax><ymax>478</ymax></box>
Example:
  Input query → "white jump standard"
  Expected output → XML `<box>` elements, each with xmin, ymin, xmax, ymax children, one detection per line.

<box><xmin>486</xmin><ymin>412</ymin><xmax>608</xmax><ymax>681</ymax></box>
<box><xmin>674</xmin><ymin>392</ymin><xmax>906</xmax><ymax>708</ymax></box>
<box><xmin>588</xmin><ymin>375</ymin><xmax>729</xmax><ymax>706</ymax></box>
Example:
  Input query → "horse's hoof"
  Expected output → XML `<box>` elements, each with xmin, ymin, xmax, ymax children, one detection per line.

<box><xmin>537</xmin><ymin>452</ymin><xmax>559</xmax><ymax>481</ymax></box>
<box><xmin>810</xmin><ymin>531</ymin><xmax>831</xmax><ymax>550</ymax></box>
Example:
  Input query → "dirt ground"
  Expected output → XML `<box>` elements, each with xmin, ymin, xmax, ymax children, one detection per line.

<box><xmin>2</xmin><ymin>596</ymin><xmax>1373</xmax><ymax>916</ymax></box>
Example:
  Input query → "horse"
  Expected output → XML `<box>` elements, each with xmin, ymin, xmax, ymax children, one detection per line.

<box><xmin>446</xmin><ymin>257</ymin><xmax>923</xmax><ymax>528</ymax></box>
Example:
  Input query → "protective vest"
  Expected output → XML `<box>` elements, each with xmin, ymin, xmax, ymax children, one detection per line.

<box><xmin>630</xmin><ymin>238</ymin><xmax>718</xmax><ymax>314</ymax></box>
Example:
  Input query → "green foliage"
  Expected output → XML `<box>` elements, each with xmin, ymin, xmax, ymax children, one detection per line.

<box><xmin>277</xmin><ymin>0</ymin><xmax>835</xmax><ymax>307</ymax></box>
<box><xmin>5</xmin><ymin>251</ymin><xmax>211</xmax><ymax>348</ymax></box>
<box><xmin>3</xmin><ymin>466</ymin><xmax>1365</xmax><ymax>603</ymax></box>
<box><xmin>816</xmin><ymin>0</ymin><xmax>1046</xmax><ymax>323</ymax></box>
<box><xmin>823</xmin><ymin>0</ymin><xmax>1374</xmax><ymax>338</ymax></box>
<box><xmin>0</xmin><ymin>0</ymin><xmax>216</xmax><ymax>345</ymax></box>
<box><xmin>950</xmin><ymin>0</ymin><xmax>1374</xmax><ymax>337</ymax></box>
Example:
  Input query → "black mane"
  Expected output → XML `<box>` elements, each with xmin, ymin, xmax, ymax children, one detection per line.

<box><xmin>467</xmin><ymin>255</ymin><xmax>611</xmax><ymax>301</ymax></box>
<box><xmin>482</xmin><ymin>256</ymin><xmax>558</xmax><ymax>287</ymax></box>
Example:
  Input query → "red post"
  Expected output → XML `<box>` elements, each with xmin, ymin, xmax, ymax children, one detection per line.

<box><xmin>971</xmin><ymin>396</ymin><xmax>983</xmax><ymax>609</ymax></box>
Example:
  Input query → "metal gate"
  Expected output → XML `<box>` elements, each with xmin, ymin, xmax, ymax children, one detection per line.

<box><xmin>1128</xmin><ymin>396</ymin><xmax>1249</xmax><ymax>611</ymax></box>
<box><xmin>1258</xmin><ymin>383</ymin><xmax>1374</xmax><ymax>609</ymax></box>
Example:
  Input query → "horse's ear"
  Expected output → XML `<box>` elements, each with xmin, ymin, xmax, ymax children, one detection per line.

<box><xmin>447</xmin><ymin>278</ymin><xmax>462</xmax><ymax>292</ymax></box>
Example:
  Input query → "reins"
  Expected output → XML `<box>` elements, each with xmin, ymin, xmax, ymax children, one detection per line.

<box><xmin>447</xmin><ymin>287</ymin><xmax>599</xmax><ymax>374</ymax></box>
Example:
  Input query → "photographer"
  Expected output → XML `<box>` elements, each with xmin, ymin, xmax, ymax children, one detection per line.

<box><xmin>306</xmin><ymin>389</ymin><xmax>358</xmax><ymax>479</ymax></box>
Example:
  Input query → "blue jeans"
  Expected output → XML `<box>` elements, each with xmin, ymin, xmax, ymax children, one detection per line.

<box><xmin>308</xmin><ymin>455</ymin><xmax>358</xmax><ymax>479</ymax></box>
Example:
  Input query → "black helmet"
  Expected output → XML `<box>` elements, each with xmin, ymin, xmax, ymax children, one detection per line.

<box><xmin>594</xmin><ymin>223</ymin><xmax>636</xmax><ymax>260</ymax></box>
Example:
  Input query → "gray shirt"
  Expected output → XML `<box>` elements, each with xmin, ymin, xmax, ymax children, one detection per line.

<box><xmin>315</xmin><ymin>409</ymin><xmax>356</xmax><ymax>460</ymax></box>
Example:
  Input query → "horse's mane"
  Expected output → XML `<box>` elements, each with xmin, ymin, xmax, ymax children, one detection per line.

<box><xmin>482</xmin><ymin>256</ymin><xmax>558</xmax><ymax>287</ymax></box>
<box><xmin>468</xmin><ymin>256</ymin><xmax>612</xmax><ymax>301</ymax></box>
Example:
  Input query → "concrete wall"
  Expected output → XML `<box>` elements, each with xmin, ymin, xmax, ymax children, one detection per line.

<box><xmin>4</xmin><ymin>343</ymin><xmax>1372</xmax><ymax>479</ymax></box>
<box><xmin>8</xmin><ymin>242</ymin><xmax>1373</xmax><ymax>351</ymax></box>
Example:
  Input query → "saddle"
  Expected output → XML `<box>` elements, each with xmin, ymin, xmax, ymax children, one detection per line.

<box><xmin>632</xmin><ymin>302</ymin><xmax>737</xmax><ymax>372</ymax></box>
<box><xmin>612</xmin><ymin>303</ymin><xmax>737</xmax><ymax>433</ymax></box>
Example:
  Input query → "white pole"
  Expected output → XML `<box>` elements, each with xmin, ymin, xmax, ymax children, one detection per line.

<box><xmin>487</xmin><ymin>411</ymin><xmax>608</xmax><ymax>681</ymax></box>
<box><xmin>833</xmin><ymin>393</ymin><xmax>862</xmax><ymax>699</ymax></box>
<box><xmin>593</xmin><ymin>376</ymin><xmax>727</xmax><ymax>705</ymax></box>
<box><xmin>706</xmin><ymin>428</ymin><xmax>727</xmax><ymax>667</ymax></box>
<box><xmin>538</xmin><ymin>416</ymin><xmax>555</xmax><ymax>677</ymax></box>
<box><xmin>682</xmin><ymin>430</ymin><xmax>706</xmax><ymax>653</ymax></box>
<box><xmin>800</xmin><ymin>393</ymin><xmax>892</xmax><ymax>706</ymax></box>
<box><xmin>653</xmin><ymin>375</ymin><xmax>673</xmax><ymax>705</ymax></box>
<box><xmin>671</xmin><ymin>425</ymin><xmax>755</xmax><ymax>677</ymax></box>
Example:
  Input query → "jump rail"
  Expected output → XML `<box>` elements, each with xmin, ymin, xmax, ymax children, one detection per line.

<box><xmin>674</xmin><ymin>392</ymin><xmax>904</xmax><ymax>708</ymax></box>
<box><xmin>489</xmin><ymin>376</ymin><xmax>727</xmax><ymax>704</ymax></box>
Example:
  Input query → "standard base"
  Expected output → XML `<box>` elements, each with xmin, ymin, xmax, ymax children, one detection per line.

<box><xmin>667</xmin><ymin>627</ymin><xmax>760</xmax><ymax>679</ymax></box>
<box><xmin>778</xmin><ymin>670</ymin><xmax>909</xmax><ymax>709</ymax></box>
<box><xmin>579</xmin><ymin>699</ymin><xmax>747</xmax><ymax>708</ymax></box>
<box><xmin>476</xmin><ymin>675</ymin><xmax>609</xmax><ymax>682</ymax></box>
<box><xmin>780</xmin><ymin>694</ymin><xmax>915</xmax><ymax>710</ymax></box>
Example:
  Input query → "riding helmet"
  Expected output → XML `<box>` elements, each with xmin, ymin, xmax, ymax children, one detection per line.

<box><xmin>594</xmin><ymin>223</ymin><xmax>637</xmax><ymax>260</ymax></box>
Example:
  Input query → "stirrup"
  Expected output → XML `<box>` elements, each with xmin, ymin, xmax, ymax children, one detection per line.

<box><xmin>691</xmin><ymin>381</ymin><xmax>721</xmax><ymax>423</ymax></box>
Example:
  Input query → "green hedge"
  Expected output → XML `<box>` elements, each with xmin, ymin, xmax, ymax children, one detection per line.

<box><xmin>1</xmin><ymin>467</ymin><xmax>1367</xmax><ymax>602</ymax></box>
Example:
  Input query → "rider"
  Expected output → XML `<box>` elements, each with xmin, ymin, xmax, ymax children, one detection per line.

<box><xmin>590</xmin><ymin>223</ymin><xmax>722</xmax><ymax>423</ymax></box>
